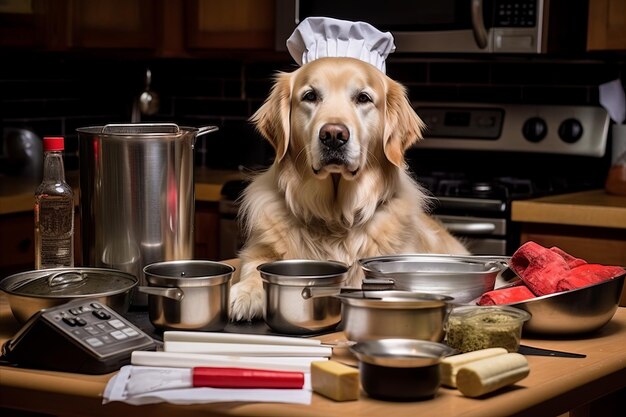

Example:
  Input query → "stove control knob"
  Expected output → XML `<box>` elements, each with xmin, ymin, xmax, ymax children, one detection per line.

<box><xmin>558</xmin><ymin>118</ymin><xmax>583</xmax><ymax>143</ymax></box>
<box><xmin>522</xmin><ymin>117</ymin><xmax>548</xmax><ymax>142</ymax></box>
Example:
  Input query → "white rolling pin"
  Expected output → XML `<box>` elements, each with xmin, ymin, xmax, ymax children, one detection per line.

<box><xmin>163</xmin><ymin>341</ymin><xmax>333</xmax><ymax>357</ymax></box>
<box><xmin>164</xmin><ymin>331</ymin><xmax>324</xmax><ymax>346</ymax></box>
<box><xmin>131</xmin><ymin>351</ymin><xmax>328</xmax><ymax>372</ymax></box>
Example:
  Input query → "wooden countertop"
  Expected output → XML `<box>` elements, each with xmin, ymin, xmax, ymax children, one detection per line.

<box><xmin>512</xmin><ymin>189</ymin><xmax>626</xmax><ymax>229</ymax></box>
<box><xmin>1</xmin><ymin>293</ymin><xmax>625</xmax><ymax>417</ymax></box>
<box><xmin>0</xmin><ymin>168</ymin><xmax>248</xmax><ymax>216</ymax></box>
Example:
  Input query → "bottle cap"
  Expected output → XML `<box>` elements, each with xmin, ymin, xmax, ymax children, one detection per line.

<box><xmin>43</xmin><ymin>137</ymin><xmax>64</xmax><ymax>151</ymax></box>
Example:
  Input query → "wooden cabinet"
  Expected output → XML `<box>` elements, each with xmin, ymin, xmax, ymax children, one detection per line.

<box><xmin>194</xmin><ymin>201</ymin><xmax>220</xmax><ymax>261</ymax></box>
<box><xmin>0</xmin><ymin>212</ymin><xmax>81</xmax><ymax>277</ymax></box>
<box><xmin>0</xmin><ymin>0</ymin><xmax>276</xmax><ymax>54</ymax></box>
<box><xmin>588</xmin><ymin>0</ymin><xmax>626</xmax><ymax>51</ymax></box>
<box><xmin>185</xmin><ymin>0</ymin><xmax>275</xmax><ymax>50</ymax></box>
<box><xmin>0</xmin><ymin>204</ymin><xmax>219</xmax><ymax>276</ymax></box>
<box><xmin>70</xmin><ymin>0</ymin><xmax>158</xmax><ymax>49</ymax></box>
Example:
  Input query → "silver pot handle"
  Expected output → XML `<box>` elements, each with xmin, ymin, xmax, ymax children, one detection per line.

<box><xmin>137</xmin><ymin>286</ymin><xmax>184</xmax><ymax>301</ymax></box>
<box><xmin>197</xmin><ymin>126</ymin><xmax>219</xmax><ymax>137</ymax></box>
<box><xmin>301</xmin><ymin>286</ymin><xmax>342</xmax><ymax>300</ymax></box>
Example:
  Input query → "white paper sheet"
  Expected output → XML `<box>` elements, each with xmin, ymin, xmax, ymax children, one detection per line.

<box><xmin>103</xmin><ymin>365</ymin><xmax>312</xmax><ymax>406</ymax></box>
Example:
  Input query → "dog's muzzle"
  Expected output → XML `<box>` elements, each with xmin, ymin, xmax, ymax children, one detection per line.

<box><xmin>313</xmin><ymin>123</ymin><xmax>359</xmax><ymax>176</ymax></box>
<box><xmin>319</xmin><ymin>123</ymin><xmax>350</xmax><ymax>149</ymax></box>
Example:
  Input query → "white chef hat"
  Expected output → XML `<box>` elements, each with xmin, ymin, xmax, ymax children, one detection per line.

<box><xmin>286</xmin><ymin>17</ymin><xmax>396</xmax><ymax>74</ymax></box>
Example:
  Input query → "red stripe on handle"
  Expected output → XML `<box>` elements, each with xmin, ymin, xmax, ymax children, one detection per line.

<box><xmin>192</xmin><ymin>367</ymin><xmax>305</xmax><ymax>389</ymax></box>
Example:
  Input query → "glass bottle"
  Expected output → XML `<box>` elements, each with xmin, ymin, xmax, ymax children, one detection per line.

<box><xmin>34</xmin><ymin>137</ymin><xmax>75</xmax><ymax>269</ymax></box>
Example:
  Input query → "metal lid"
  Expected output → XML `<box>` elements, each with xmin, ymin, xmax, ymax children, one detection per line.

<box><xmin>0</xmin><ymin>268</ymin><xmax>137</xmax><ymax>299</ymax></box>
<box><xmin>338</xmin><ymin>290</ymin><xmax>452</xmax><ymax>309</ymax></box>
<box><xmin>143</xmin><ymin>260</ymin><xmax>234</xmax><ymax>288</ymax></box>
<box><xmin>351</xmin><ymin>339</ymin><xmax>455</xmax><ymax>368</ymax></box>
<box><xmin>258</xmin><ymin>259</ymin><xmax>348</xmax><ymax>286</ymax></box>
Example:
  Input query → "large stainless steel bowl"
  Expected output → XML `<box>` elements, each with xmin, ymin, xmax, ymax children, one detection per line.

<box><xmin>359</xmin><ymin>254</ymin><xmax>508</xmax><ymax>304</ymax></box>
<box><xmin>505</xmin><ymin>273</ymin><xmax>625</xmax><ymax>335</ymax></box>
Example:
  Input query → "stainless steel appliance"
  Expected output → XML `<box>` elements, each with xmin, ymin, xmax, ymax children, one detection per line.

<box><xmin>275</xmin><ymin>0</ymin><xmax>588</xmax><ymax>54</ymax></box>
<box><xmin>77</xmin><ymin>123</ymin><xmax>218</xmax><ymax>306</ymax></box>
<box><xmin>407</xmin><ymin>103</ymin><xmax>610</xmax><ymax>255</ymax></box>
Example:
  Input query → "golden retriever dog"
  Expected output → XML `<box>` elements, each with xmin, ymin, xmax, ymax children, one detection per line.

<box><xmin>229</xmin><ymin>57</ymin><xmax>468</xmax><ymax>321</ymax></box>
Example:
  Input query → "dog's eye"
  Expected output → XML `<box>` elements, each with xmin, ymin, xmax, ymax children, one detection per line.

<box><xmin>302</xmin><ymin>90</ymin><xmax>318</xmax><ymax>102</ymax></box>
<box><xmin>356</xmin><ymin>92</ymin><xmax>372</xmax><ymax>104</ymax></box>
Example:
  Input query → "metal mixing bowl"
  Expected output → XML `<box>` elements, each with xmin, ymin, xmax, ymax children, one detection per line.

<box><xmin>504</xmin><ymin>273</ymin><xmax>625</xmax><ymax>335</ymax></box>
<box><xmin>359</xmin><ymin>254</ymin><xmax>508</xmax><ymax>303</ymax></box>
<box><xmin>338</xmin><ymin>290</ymin><xmax>453</xmax><ymax>342</ymax></box>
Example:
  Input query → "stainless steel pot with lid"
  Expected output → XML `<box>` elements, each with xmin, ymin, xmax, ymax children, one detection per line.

<box><xmin>0</xmin><ymin>267</ymin><xmax>137</xmax><ymax>323</ymax></box>
<box><xmin>77</xmin><ymin>123</ymin><xmax>218</xmax><ymax>306</ymax></box>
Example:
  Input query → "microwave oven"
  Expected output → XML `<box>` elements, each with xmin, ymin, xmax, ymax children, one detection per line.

<box><xmin>275</xmin><ymin>0</ymin><xmax>588</xmax><ymax>54</ymax></box>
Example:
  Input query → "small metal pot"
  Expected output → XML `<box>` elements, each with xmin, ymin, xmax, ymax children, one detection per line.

<box><xmin>258</xmin><ymin>259</ymin><xmax>348</xmax><ymax>335</ymax></box>
<box><xmin>0</xmin><ymin>267</ymin><xmax>137</xmax><ymax>323</ymax></box>
<box><xmin>337</xmin><ymin>290</ymin><xmax>453</xmax><ymax>342</ymax></box>
<box><xmin>359</xmin><ymin>254</ymin><xmax>509</xmax><ymax>303</ymax></box>
<box><xmin>350</xmin><ymin>339</ymin><xmax>455</xmax><ymax>401</ymax></box>
<box><xmin>139</xmin><ymin>260</ymin><xmax>234</xmax><ymax>331</ymax></box>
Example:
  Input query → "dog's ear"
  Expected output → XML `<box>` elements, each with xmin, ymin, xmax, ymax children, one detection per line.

<box><xmin>250</xmin><ymin>72</ymin><xmax>292</xmax><ymax>162</ymax></box>
<box><xmin>383</xmin><ymin>78</ymin><xmax>425</xmax><ymax>167</ymax></box>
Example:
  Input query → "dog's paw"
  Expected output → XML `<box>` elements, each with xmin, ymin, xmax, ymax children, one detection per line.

<box><xmin>229</xmin><ymin>280</ymin><xmax>265</xmax><ymax>321</ymax></box>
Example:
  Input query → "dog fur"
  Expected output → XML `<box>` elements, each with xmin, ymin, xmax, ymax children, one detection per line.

<box><xmin>229</xmin><ymin>57</ymin><xmax>468</xmax><ymax>321</ymax></box>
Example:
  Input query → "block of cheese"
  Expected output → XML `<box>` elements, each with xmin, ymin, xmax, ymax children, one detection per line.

<box><xmin>455</xmin><ymin>353</ymin><xmax>529</xmax><ymax>398</ymax></box>
<box><xmin>440</xmin><ymin>347</ymin><xmax>508</xmax><ymax>388</ymax></box>
<box><xmin>311</xmin><ymin>360</ymin><xmax>360</xmax><ymax>401</ymax></box>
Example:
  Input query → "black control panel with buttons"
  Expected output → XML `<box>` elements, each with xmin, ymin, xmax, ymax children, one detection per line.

<box><xmin>1</xmin><ymin>298</ymin><xmax>155</xmax><ymax>374</ymax></box>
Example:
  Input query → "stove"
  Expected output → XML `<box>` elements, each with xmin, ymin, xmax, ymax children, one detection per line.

<box><xmin>406</xmin><ymin>102</ymin><xmax>611</xmax><ymax>255</ymax></box>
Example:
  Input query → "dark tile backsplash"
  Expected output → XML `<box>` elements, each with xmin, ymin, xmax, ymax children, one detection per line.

<box><xmin>1</xmin><ymin>52</ymin><xmax>625</xmax><ymax>173</ymax></box>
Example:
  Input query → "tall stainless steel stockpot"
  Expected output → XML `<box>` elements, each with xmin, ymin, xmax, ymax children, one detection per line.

<box><xmin>77</xmin><ymin>123</ymin><xmax>218</xmax><ymax>305</ymax></box>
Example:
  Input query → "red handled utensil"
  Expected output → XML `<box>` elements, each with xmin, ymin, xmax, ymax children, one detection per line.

<box><xmin>192</xmin><ymin>367</ymin><xmax>305</xmax><ymax>388</ymax></box>
<box><xmin>125</xmin><ymin>366</ymin><xmax>305</xmax><ymax>396</ymax></box>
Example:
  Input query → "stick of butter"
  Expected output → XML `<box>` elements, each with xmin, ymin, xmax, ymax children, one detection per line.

<box><xmin>440</xmin><ymin>347</ymin><xmax>508</xmax><ymax>388</ymax></box>
<box><xmin>456</xmin><ymin>352</ymin><xmax>530</xmax><ymax>398</ymax></box>
<box><xmin>311</xmin><ymin>360</ymin><xmax>360</xmax><ymax>401</ymax></box>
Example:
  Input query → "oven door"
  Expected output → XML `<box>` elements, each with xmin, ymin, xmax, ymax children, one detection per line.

<box><xmin>436</xmin><ymin>214</ymin><xmax>507</xmax><ymax>255</ymax></box>
<box><xmin>275</xmin><ymin>0</ymin><xmax>496</xmax><ymax>53</ymax></box>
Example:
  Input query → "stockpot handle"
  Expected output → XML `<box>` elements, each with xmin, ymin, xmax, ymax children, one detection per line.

<box><xmin>197</xmin><ymin>126</ymin><xmax>219</xmax><ymax>137</ymax></box>
<box><xmin>137</xmin><ymin>286</ymin><xmax>184</xmax><ymax>301</ymax></box>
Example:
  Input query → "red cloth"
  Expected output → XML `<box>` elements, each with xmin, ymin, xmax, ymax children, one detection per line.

<box><xmin>556</xmin><ymin>264</ymin><xmax>626</xmax><ymax>292</ymax></box>
<box><xmin>549</xmin><ymin>246</ymin><xmax>587</xmax><ymax>269</ymax></box>
<box><xmin>480</xmin><ymin>242</ymin><xmax>625</xmax><ymax>305</ymax></box>
<box><xmin>478</xmin><ymin>285</ymin><xmax>536</xmax><ymax>306</ymax></box>
<box><xmin>509</xmin><ymin>241</ymin><xmax>570</xmax><ymax>296</ymax></box>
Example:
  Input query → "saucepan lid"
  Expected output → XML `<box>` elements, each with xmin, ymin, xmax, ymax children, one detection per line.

<box><xmin>0</xmin><ymin>268</ymin><xmax>137</xmax><ymax>299</ymax></box>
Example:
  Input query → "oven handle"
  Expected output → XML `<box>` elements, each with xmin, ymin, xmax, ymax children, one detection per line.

<box><xmin>471</xmin><ymin>0</ymin><xmax>489</xmax><ymax>49</ymax></box>
<box><xmin>441</xmin><ymin>221</ymin><xmax>496</xmax><ymax>235</ymax></box>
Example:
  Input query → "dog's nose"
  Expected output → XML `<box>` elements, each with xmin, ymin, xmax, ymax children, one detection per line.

<box><xmin>319</xmin><ymin>123</ymin><xmax>350</xmax><ymax>149</ymax></box>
